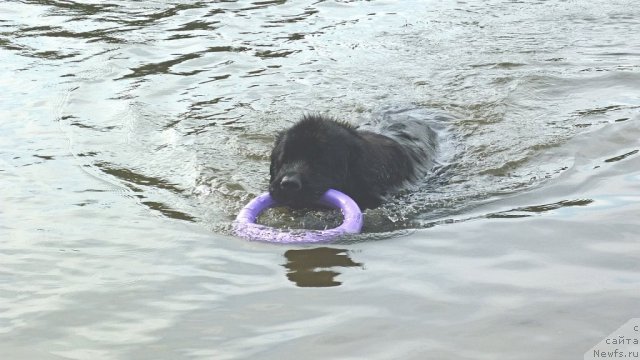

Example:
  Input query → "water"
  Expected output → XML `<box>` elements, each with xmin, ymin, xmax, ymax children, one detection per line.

<box><xmin>1</xmin><ymin>0</ymin><xmax>639</xmax><ymax>358</ymax></box>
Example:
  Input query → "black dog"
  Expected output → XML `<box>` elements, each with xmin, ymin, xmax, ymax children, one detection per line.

<box><xmin>269</xmin><ymin>113</ymin><xmax>438</xmax><ymax>209</ymax></box>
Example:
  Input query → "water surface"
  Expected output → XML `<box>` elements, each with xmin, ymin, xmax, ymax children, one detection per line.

<box><xmin>1</xmin><ymin>0</ymin><xmax>639</xmax><ymax>359</ymax></box>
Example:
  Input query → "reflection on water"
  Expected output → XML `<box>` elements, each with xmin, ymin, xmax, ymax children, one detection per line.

<box><xmin>487</xmin><ymin>198</ymin><xmax>594</xmax><ymax>219</ymax></box>
<box><xmin>604</xmin><ymin>149</ymin><xmax>639</xmax><ymax>163</ymax></box>
<box><xmin>283</xmin><ymin>247</ymin><xmax>362</xmax><ymax>287</ymax></box>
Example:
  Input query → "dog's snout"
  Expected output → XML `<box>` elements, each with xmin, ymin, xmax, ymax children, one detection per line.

<box><xmin>280</xmin><ymin>174</ymin><xmax>302</xmax><ymax>192</ymax></box>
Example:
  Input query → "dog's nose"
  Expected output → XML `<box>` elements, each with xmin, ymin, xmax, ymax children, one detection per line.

<box><xmin>280</xmin><ymin>175</ymin><xmax>302</xmax><ymax>192</ymax></box>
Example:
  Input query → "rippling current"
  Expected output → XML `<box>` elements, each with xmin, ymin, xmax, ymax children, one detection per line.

<box><xmin>1</xmin><ymin>1</ymin><xmax>640</xmax><ymax>359</ymax></box>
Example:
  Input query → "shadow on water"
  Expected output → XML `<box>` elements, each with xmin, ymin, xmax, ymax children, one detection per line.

<box><xmin>283</xmin><ymin>247</ymin><xmax>363</xmax><ymax>288</ymax></box>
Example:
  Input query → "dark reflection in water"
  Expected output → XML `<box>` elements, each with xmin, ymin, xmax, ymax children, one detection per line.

<box><xmin>95</xmin><ymin>161</ymin><xmax>184</xmax><ymax>193</ymax></box>
<box><xmin>283</xmin><ymin>247</ymin><xmax>363</xmax><ymax>288</ymax></box>
<box><xmin>604</xmin><ymin>149</ymin><xmax>638</xmax><ymax>163</ymax></box>
<box><xmin>93</xmin><ymin>161</ymin><xmax>197</xmax><ymax>222</ymax></box>
<box><xmin>486</xmin><ymin>198</ymin><xmax>594</xmax><ymax>219</ymax></box>
<box><xmin>141</xmin><ymin>200</ymin><xmax>197</xmax><ymax>222</ymax></box>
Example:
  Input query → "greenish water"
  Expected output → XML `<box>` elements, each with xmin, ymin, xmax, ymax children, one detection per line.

<box><xmin>1</xmin><ymin>1</ymin><xmax>639</xmax><ymax>359</ymax></box>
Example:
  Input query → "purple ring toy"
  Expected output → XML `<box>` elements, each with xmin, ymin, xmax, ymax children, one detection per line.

<box><xmin>233</xmin><ymin>189</ymin><xmax>363</xmax><ymax>243</ymax></box>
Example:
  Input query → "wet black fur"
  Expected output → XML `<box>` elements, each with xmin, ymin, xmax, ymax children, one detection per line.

<box><xmin>269</xmin><ymin>114</ymin><xmax>435</xmax><ymax>209</ymax></box>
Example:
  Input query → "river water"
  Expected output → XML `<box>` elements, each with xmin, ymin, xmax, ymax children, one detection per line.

<box><xmin>1</xmin><ymin>0</ymin><xmax>639</xmax><ymax>359</ymax></box>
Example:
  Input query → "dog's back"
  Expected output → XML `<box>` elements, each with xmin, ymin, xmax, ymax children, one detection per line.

<box><xmin>357</xmin><ymin>106</ymin><xmax>443</xmax><ymax>182</ymax></box>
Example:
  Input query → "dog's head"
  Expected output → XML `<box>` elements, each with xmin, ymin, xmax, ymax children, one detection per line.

<box><xmin>269</xmin><ymin>116</ymin><xmax>357</xmax><ymax>207</ymax></box>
